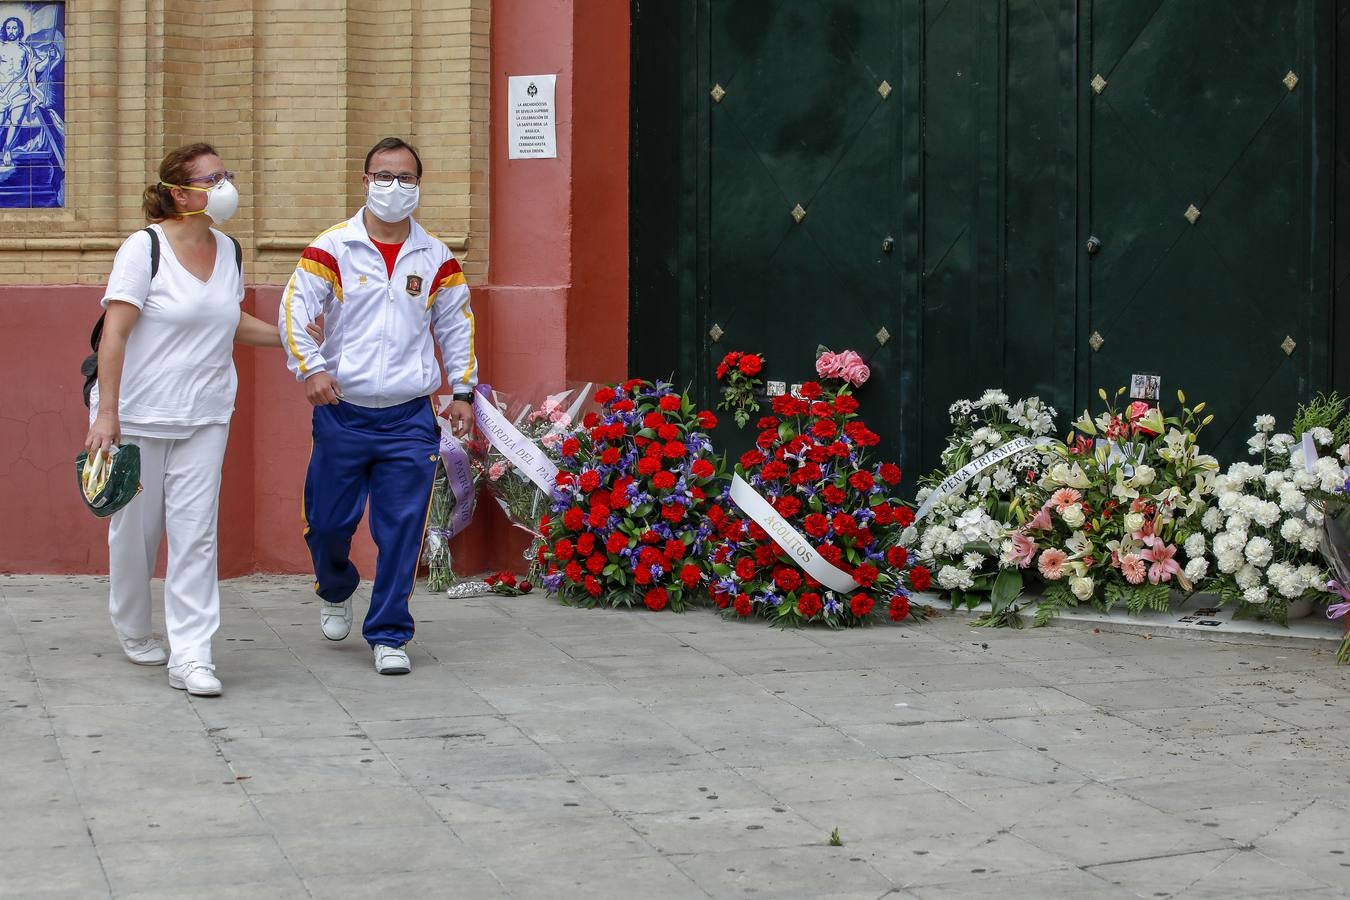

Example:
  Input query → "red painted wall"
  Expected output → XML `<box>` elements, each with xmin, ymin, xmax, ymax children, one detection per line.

<box><xmin>0</xmin><ymin>0</ymin><xmax>629</xmax><ymax>576</ymax></box>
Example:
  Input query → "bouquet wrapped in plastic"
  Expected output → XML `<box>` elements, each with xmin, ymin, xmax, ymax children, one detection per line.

<box><xmin>470</xmin><ymin>382</ymin><xmax>596</xmax><ymax>570</ymax></box>
<box><xmin>422</xmin><ymin>403</ymin><xmax>483</xmax><ymax>591</ymax></box>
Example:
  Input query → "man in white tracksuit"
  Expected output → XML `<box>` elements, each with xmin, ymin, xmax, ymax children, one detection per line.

<box><xmin>278</xmin><ymin>136</ymin><xmax>476</xmax><ymax>675</ymax></box>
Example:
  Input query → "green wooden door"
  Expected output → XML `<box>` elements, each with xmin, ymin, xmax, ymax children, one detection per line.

<box><xmin>1081</xmin><ymin>1</ymin><xmax>1331</xmax><ymax>455</ymax></box>
<box><xmin>701</xmin><ymin>2</ymin><xmax>908</xmax><ymax>462</ymax></box>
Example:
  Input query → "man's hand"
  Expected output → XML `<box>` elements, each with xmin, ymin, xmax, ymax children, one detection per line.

<box><xmin>448</xmin><ymin>400</ymin><xmax>472</xmax><ymax>437</ymax></box>
<box><xmin>305</xmin><ymin>372</ymin><xmax>342</xmax><ymax>406</ymax></box>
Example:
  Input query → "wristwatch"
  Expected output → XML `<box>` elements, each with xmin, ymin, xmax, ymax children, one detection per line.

<box><xmin>452</xmin><ymin>391</ymin><xmax>473</xmax><ymax>404</ymax></box>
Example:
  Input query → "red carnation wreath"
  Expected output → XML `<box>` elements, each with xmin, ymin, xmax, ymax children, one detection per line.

<box><xmin>707</xmin><ymin>367</ymin><xmax>928</xmax><ymax>626</ymax></box>
<box><xmin>538</xmin><ymin>379</ymin><xmax>725</xmax><ymax>611</ymax></box>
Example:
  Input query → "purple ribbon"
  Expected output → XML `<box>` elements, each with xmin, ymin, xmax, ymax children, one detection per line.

<box><xmin>1327</xmin><ymin>581</ymin><xmax>1350</xmax><ymax>620</ymax></box>
<box><xmin>439</xmin><ymin>429</ymin><xmax>477</xmax><ymax>539</ymax></box>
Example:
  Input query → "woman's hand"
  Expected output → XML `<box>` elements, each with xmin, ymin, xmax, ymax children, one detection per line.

<box><xmin>85</xmin><ymin>409</ymin><xmax>120</xmax><ymax>457</ymax></box>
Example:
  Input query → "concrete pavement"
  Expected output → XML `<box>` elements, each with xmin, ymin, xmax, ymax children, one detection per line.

<box><xmin>2</xmin><ymin>574</ymin><xmax>1348</xmax><ymax>899</ymax></box>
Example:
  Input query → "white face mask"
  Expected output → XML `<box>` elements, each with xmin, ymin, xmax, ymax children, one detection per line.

<box><xmin>366</xmin><ymin>180</ymin><xmax>419</xmax><ymax>223</ymax></box>
<box><xmin>165</xmin><ymin>178</ymin><xmax>239</xmax><ymax>224</ymax></box>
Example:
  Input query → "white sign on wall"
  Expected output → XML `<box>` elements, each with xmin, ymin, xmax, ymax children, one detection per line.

<box><xmin>508</xmin><ymin>74</ymin><xmax>557</xmax><ymax>160</ymax></box>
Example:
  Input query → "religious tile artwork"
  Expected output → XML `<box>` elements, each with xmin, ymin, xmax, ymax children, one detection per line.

<box><xmin>0</xmin><ymin>3</ymin><xmax>64</xmax><ymax>208</ymax></box>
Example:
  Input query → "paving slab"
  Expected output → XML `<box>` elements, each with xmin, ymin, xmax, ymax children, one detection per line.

<box><xmin>1</xmin><ymin>574</ymin><xmax>1346</xmax><ymax>899</ymax></box>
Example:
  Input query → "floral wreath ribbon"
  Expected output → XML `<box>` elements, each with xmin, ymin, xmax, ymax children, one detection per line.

<box><xmin>913</xmin><ymin>435</ymin><xmax>1056</xmax><ymax>523</ymax></box>
<box><xmin>433</xmin><ymin>398</ymin><xmax>479</xmax><ymax>540</ymax></box>
<box><xmin>470</xmin><ymin>384</ymin><xmax>560</xmax><ymax>493</ymax></box>
<box><xmin>729</xmin><ymin>474</ymin><xmax>860</xmax><ymax>595</ymax></box>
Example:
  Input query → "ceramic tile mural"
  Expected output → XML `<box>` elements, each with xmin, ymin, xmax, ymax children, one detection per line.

<box><xmin>0</xmin><ymin>3</ymin><xmax>63</xmax><ymax>208</ymax></box>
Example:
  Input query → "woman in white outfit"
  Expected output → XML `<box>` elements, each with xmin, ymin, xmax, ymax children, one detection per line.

<box><xmin>85</xmin><ymin>143</ymin><xmax>292</xmax><ymax>696</ymax></box>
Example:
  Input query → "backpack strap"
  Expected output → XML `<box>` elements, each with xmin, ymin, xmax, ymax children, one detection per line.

<box><xmin>230</xmin><ymin>234</ymin><xmax>242</xmax><ymax>274</ymax></box>
<box><xmin>143</xmin><ymin>226</ymin><xmax>160</xmax><ymax>278</ymax></box>
<box><xmin>84</xmin><ymin>228</ymin><xmax>161</xmax><ymax>406</ymax></box>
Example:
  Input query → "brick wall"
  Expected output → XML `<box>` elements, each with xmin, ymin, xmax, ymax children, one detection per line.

<box><xmin>0</xmin><ymin>0</ymin><xmax>491</xmax><ymax>286</ymax></box>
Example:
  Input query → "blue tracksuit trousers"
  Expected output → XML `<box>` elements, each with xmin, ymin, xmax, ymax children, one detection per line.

<box><xmin>303</xmin><ymin>397</ymin><xmax>439</xmax><ymax>648</ymax></box>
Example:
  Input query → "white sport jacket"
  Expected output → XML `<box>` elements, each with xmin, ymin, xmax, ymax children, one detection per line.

<box><xmin>278</xmin><ymin>209</ymin><xmax>477</xmax><ymax>408</ymax></box>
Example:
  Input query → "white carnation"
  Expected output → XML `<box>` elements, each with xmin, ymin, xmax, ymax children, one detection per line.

<box><xmin>1235</xmin><ymin>563</ymin><xmax>1262</xmax><ymax>590</ymax></box>
<box><xmin>1297</xmin><ymin>563</ymin><xmax>1326</xmax><ymax>590</ymax></box>
<box><xmin>1184</xmin><ymin>557</ymin><xmax>1209</xmax><ymax>581</ymax></box>
<box><xmin>1244</xmin><ymin>536</ymin><xmax>1274</xmax><ymax>568</ymax></box>
<box><xmin>1299</xmin><ymin>529</ymin><xmax>1322</xmax><ymax>554</ymax></box>
<box><xmin>1252</xmin><ymin>501</ymin><xmax>1282</xmax><ymax>528</ymax></box>
<box><xmin>1269</xmin><ymin>433</ymin><xmax>1296</xmax><ymax>454</ymax></box>
<box><xmin>1183</xmin><ymin>533</ymin><xmax>1207</xmax><ymax>559</ymax></box>
<box><xmin>1202</xmin><ymin>507</ymin><xmax>1225</xmax><ymax>533</ymax></box>
<box><xmin>1310</xmin><ymin>426</ymin><xmax>1335</xmax><ymax>447</ymax></box>
<box><xmin>937</xmin><ymin>565</ymin><xmax>975</xmax><ymax>591</ymax></box>
<box><xmin>1243</xmin><ymin>585</ymin><xmax>1269</xmax><ymax>605</ymax></box>
<box><xmin>1278</xmin><ymin>489</ymin><xmax>1307</xmax><ymax>514</ymax></box>
<box><xmin>1217</xmin><ymin>550</ymin><xmax>1244</xmax><ymax>574</ymax></box>
<box><xmin>1247</xmin><ymin>433</ymin><xmax>1268</xmax><ymax>455</ymax></box>
<box><xmin>1279</xmin><ymin>518</ymin><xmax>1305</xmax><ymax>545</ymax></box>
<box><xmin>1254</xmin><ymin>415</ymin><xmax>1276</xmax><ymax>433</ymax></box>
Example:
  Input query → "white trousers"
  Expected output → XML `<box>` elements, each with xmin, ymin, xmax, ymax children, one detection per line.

<box><xmin>107</xmin><ymin>424</ymin><xmax>229</xmax><ymax>669</ymax></box>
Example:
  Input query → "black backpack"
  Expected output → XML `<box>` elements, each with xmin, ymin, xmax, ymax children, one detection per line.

<box><xmin>81</xmin><ymin>227</ymin><xmax>242</xmax><ymax>407</ymax></box>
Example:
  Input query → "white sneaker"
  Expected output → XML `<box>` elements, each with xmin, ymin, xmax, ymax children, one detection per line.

<box><xmin>373</xmin><ymin>644</ymin><xmax>411</xmax><ymax>675</ymax></box>
<box><xmin>117</xmin><ymin>632</ymin><xmax>167</xmax><ymax>666</ymax></box>
<box><xmin>321</xmin><ymin>598</ymin><xmax>353</xmax><ymax>641</ymax></box>
<box><xmin>168</xmin><ymin>662</ymin><xmax>222</xmax><ymax>696</ymax></box>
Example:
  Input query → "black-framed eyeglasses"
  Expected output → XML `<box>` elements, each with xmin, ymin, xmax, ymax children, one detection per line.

<box><xmin>367</xmin><ymin>171</ymin><xmax>420</xmax><ymax>189</ymax></box>
<box><xmin>183</xmin><ymin>171</ymin><xmax>235</xmax><ymax>187</ymax></box>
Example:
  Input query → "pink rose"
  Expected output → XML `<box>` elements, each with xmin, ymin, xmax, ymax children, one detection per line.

<box><xmin>815</xmin><ymin>351</ymin><xmax>841</xmax><ymax>379</ymax></box>
<box><xmin>816</xmin><ymin>349</ymin><xmax>870</xmax><ymax>386</ymax></box>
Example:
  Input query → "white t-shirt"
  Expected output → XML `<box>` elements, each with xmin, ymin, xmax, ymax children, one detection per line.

<box><xmin>89</xmin><ymin>225</ymin><xmax>244</xmax><ymax>435</ymax></box>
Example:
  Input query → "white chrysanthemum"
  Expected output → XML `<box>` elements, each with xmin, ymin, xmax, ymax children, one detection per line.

<box><xmin>1279</xmin><ymin>518</ymin><xmax>1305</xmax><ymax>545</ymax></box>
<box><xmin>992</xmin><ymin>466</ymin><xmax>1017</xmax><ymax>492</ymax></box>
<box><xmin>1183</xmin><ymin>533</ymin><xmax>1207</xmax><ymax>559</ymax></box>
<box><xmin>1247</xmin><ymin>433</ymin><xmax>1268</xmax><ymax>455</ymax></box>
<box><xmin>962</xmin><ymin>552</ymin><xmax>985</xmax><ymax>571</ymax></box>
<box><xmin>1243</xmin><ymin>585</ymin><xmax>1269</xmax><ymax>605</ymax></box>
<box><xmin>1252</xmin><ymin>501</ymin><xmax>1282</xmax><ymax>528</ymax></box>
<box><xmin>1254</xmin><ymin>414</ymin><xmax>1276</xmax><ymax>434</ymax></box>
<box><xmin>1217</xmin><ymin>549</ymin><xmax>1244</xmax><ymax>575</ymax></box>
<box><xmin>999</xmin><ymin>538</ymin><xmax>1017</xmax><ymax>565</ymax></box>
<box><xmin>976</xmin><ymin>389</ymin><xmax>1009</xmax><ymax>409</ymax></box>
<box><xmin>1184</xmin><ymin>557</ymin><xmax>1209</xmax><ymax>581</ymax></box>
<box><xmin>1235</xmin><ymin>564</ymin><xmax>1262</xmax><ymax>590</ymax></box>
<box><xmin>1244</xmin><ymin>536</ymin><xmax>1274</xmax><ymax>568</ymax></box>
<box><xmin>1202</xmin><ymin>507</ymin><xmax>1225</xmax><ymax>533</ymax></box>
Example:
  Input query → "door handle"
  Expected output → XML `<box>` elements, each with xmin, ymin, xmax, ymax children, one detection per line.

<box><xmin>881</xmin><ymin>236</ymin><xmax>895</xmax><ymax>254</ymax></box>
<box><xmin>1085</xmin><ymin>235</ymin><xmax>1102</xmax><ymax>255</ymax></box>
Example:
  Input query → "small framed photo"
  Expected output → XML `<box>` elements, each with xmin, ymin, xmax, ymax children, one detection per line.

<box><xmin>1129</xmin><ymin>373</ymin><xmax>1161</xmax><ymax>401</ymax></box>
